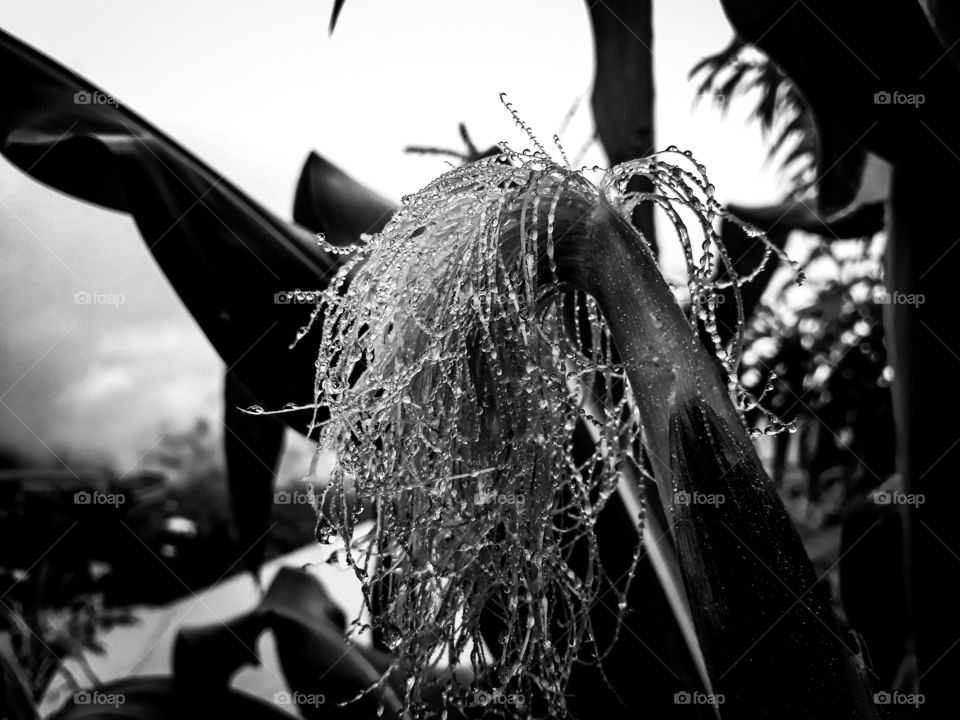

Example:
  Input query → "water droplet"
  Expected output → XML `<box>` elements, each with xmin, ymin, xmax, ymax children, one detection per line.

<box><xmin>382</xmin><ymin>624</ymin><xmax>402</xmax><ymax>650</ymax></box>
<box><xmin>498</xmin><ymin>662</ymin><xmax>520</xmax><ymax>684</ymax></box>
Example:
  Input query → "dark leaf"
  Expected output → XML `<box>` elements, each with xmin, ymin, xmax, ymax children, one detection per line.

<box><xmin>690</xmin><ymin>38</ymin><xmax>746</xmax><ymax>95</ymax></box>
<box><xmin>771</xmin><ymin>112</ymin><xmax>815</xmax><ymax>164</ymax></box>
<box><xmin>748</xmin><ymin>67</ymin><xmax>781</xmax><ymax>128</ymax></box>
<box><xmin>719</xmin><ymin>0</ymin><xmax>960</xmax><ymax>216</ymax></box>
<box><xmin>691</xmin><ymin>38</ymin><xmax>818</xmax><ymax>189</ymax></box>
<box><xmin>231</xmin><ymin>151</ymin><xmax>395</xmax><ymax>575</ymax></box>
<box><xmin>0</xmin><ymin>632</ymin><xmax>37</xmax><ymax>720</ymax></box>
<box><xmin>919</xmin><ymin>0</ymin><xmax>960</xmax><ymax>72</ymax></box>
<box><xmin>223</xmin><ymin>373</ymin><xmax>286</xmax><ymax>575</ymax></box>
<box><xmin>173</xmin><ymin>567</ymin><xmax>394</xmax><ymax>719</ymax></box>
<box><xmin>293</xmin><ymin>152</ymin><xmax>395</xmax><ymax>243</ymax></box>
<box><xmin>403</xmin><ymin>123</ymin><xmax>500</xmax><ymax>164</ymax></box>
<box><xmin>886</xmin><ymin>159</ymin><xmax>960</xmax><ymax>717</ymax></box>
<box><xmin>548</xmin><ymin>199</ymin><xmax>879</xmax><ymax>716</ymax></box>
<box><xmin>669</xmin><ymin>401</ymin><xmax>876</xmax><ymax>717</ymax></box>
<box><xmin>329</xmin><ymin>0</ymin><xmax>347</xmax><ymax>35</ymax></box>
<box><xmin>586</xmin><ymin>0</ymin><xmax>657</xmax><ymax>249</ymax></box>
<box><xmin>716</xmin><ymin>63</ymin><xmax>750</xmax><ymax>109</ymax></box>
<box><xmin>0</xmin><ymin>29</ymin><xmax>337</xmax><ymax>433</ymax></box>
<box><xmin>457</xmin><ymin>123</ymin><xmax>480</xmax><ymax>159</ymax></box>
<box><xmin>587</xmin><ymin>0</ymin><xmax>654</xmax><ymax>165</ymax></box>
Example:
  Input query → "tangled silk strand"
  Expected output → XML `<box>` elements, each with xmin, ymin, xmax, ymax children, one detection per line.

<box><xmin>300</xmin><ymin>147</ymin><xmax>794</xmax><ymax>718</ymax></box>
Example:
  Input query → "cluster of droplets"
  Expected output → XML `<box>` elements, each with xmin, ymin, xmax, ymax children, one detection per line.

<box><xmin>295</xmin><ymin>135</ymin><xmax>798</xmax><ymax>718</ymax></box>
<box><xmin>596</xmin><ymin>144</ymin><xmax>803</xmax><ymax>420</ymax></box>
<box><xmin>742</xmin><ymin>369</ymin><xmax>798</xmax><ymax>437</ymax></box>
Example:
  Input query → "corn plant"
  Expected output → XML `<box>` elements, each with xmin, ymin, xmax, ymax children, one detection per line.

<box><xmin>5</xmin><ymin>0</ymin><xmax>958</xmax><ymax>716</ymax></box>
<box><xmin>303</xmin><ymin>121</ymin><xmax>877</xmax><ymax>717</ymax></box>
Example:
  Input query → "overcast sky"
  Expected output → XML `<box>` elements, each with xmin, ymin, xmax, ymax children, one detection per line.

<box><xmin>0</xmin><ymin>0</ymin><xmax>787</xmax><ymax>472</ymax></box>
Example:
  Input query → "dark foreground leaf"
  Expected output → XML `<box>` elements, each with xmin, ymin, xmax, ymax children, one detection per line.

<box><xmin>173</xmin><ymin>567</ymin><xmax>398</xmax><ymax>719</ymax></box>
<box><xmin>293</xmin><ymin>152</ymin><xmax>395</xmax><ymax>243</ymax></box>
<box><xmin>329</xmin><ymin>0</ymin><xmax>347</xmax><ymax>34</ymax></box>
<box><xmin>587</xmin><ymin>0</ymin><xmax>655</xmax><ymax>165</ymax></box>
<box><xmin>223</xmin><ymin>373</ymin><xmax>286</xmax><ymax>575</ymax></box>
<box><xmin>719</xmin><ymin>0</ymin><xmax>960</xmax><ymax>216</ymax></box>
<box><xmin>0</xmin><ymin>632</ymin><xmax>37</xmax><ymax>720</ymax></box>
<box><xmin>0</xmin><ymin>29</ymin><xmax>337</xmax><ymax>433</ymax></box>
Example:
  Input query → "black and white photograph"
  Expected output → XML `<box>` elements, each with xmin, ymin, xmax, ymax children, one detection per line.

<box><xmin>0</xmin><ymin>1</ymin><xmax>954</xmax><ymax>717</ymax></box>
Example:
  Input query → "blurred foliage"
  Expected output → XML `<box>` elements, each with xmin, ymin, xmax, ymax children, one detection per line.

<box><xmin>739</xmin><ymin>236</ymin><xmax>895</xmax><ymax>516</ymax></box>
<box><xmin>690</xmin><ymin>38</ymin><xmax>817</xmax><ymax>194</ymax></box>
<box><xmin>1</xmin><ymin>570</ymin><xmax>135</xmax><ymax>701</ymax></box>
<box><xmin>0</xmin><ymin>426</ymin><xmax>317</xmax><ymax>702</ymax></box>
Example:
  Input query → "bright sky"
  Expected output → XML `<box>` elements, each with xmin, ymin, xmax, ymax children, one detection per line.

<box><xmin>0</xmin><ymin>0</ymin><xmax>788</xmax><ymax>471</ymax></box>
